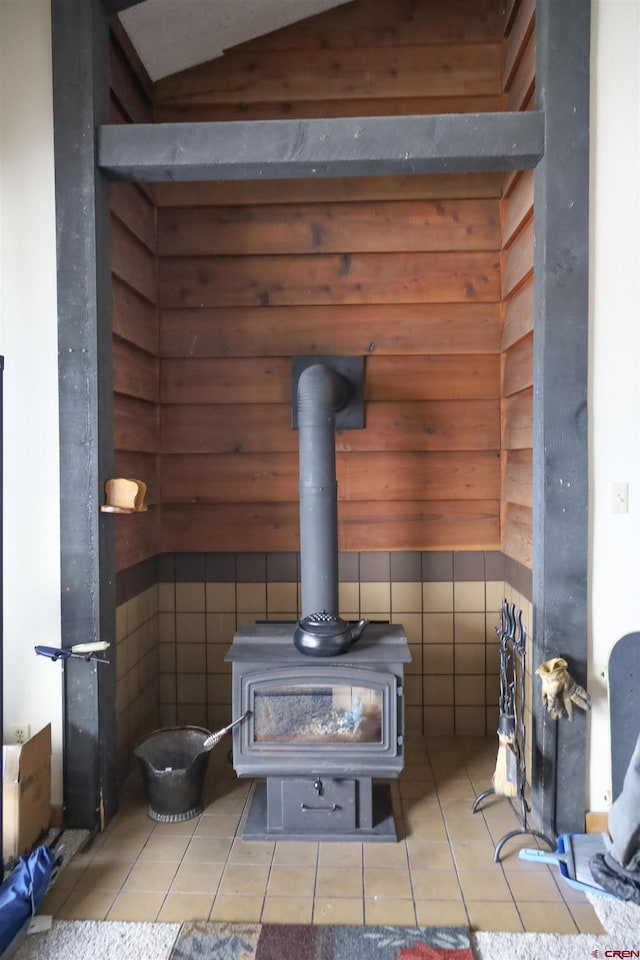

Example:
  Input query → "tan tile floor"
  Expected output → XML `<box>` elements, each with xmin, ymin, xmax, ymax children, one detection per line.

<box><xmin>41</xmin><ymin>736</ymin><xmax>606</xmax><ymax>934</ymax></box>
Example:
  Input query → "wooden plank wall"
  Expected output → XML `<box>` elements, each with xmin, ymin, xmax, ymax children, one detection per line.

<box><xmin>110</xmin><ymin>23</ymin><xmax>160</xmax><ymax>571</ymax></box>
<box><xmin>154</xmin><ymin>0</ymin><xmax>504</xmax><ymax>122</ymax></box>
<box><xmin>501</xmin><ymin>0</ymin><xmax>535</xmax><ymax>568</ymax></box>
<box><xmin>153</xmin><ymin>0</ymin><xmax>505</xmax><ymax>554</ymax></box>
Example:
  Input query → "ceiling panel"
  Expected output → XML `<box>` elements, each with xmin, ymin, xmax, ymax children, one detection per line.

<box><xmin>119</xmin><ymin>0</ymin><xmax>350</xmax><ymax>80</ymax></box>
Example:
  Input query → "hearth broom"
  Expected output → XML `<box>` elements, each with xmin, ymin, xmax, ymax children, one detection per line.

<box><xmin>492</xmin><ymin>712</ymin><xmax>519</xmax><ymax>797</ymax></box>
<box><xmin>490</xmin><ymin>603</ymin><xmax>521</xmax><ymax>798</ymax></box>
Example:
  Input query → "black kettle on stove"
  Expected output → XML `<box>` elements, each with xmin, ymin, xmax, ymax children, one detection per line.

<box><xmin>293</xmin><ymin>612</ymin><xmax>369</xmax><ymax>657</ymax></box>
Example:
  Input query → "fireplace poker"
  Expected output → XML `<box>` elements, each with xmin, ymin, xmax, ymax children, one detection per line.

<box><xmin>203</xmin><ymin>710</ymin><xmax>251</xmax><ymax>750</ymax></box>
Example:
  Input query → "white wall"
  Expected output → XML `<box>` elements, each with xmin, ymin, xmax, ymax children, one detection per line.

<box><xmin>0</xmin><ymin>0</ymin><xmax>637</xmax><ymax>817</ymax></box>
<box><xmin>589</xmin><ymin>0</ymin><xmax>640</xmax><ymax>809</ymax></box>
<box><xmin>0</xmin><ymin>0</ymin><xmax>63</xmax><ymax>803</ymax></box>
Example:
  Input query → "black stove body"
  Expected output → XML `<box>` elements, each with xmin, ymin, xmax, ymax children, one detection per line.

<box><xmin>226</xmin><ymin>357</ymin><xmax>410</xmax><ymax>840</ymax></box>
<box><xmin>226</xmin><ymin>621</ymin><xmax>410</xmax><ymax>841</ymax></box>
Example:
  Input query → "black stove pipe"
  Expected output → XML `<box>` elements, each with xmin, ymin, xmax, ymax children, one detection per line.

<box><xmin>296</xmin><ymin>363</ymin><xmax>347</xmax><ymax>619</ymax></box>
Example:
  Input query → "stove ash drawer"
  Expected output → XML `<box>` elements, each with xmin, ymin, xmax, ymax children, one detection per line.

<box><xmin>281</xmin><ymin>777</ymin><xmax>356</xmax><ymax>832</ymax></box>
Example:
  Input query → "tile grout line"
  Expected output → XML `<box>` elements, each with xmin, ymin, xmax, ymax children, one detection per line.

<box><xmin>427</xmin><ymin>744</ymin><xmax>473</xmax><ymax>930</ymax></box>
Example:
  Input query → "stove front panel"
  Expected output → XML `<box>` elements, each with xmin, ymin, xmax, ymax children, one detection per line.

<box><xmin>236</xmin><ymin>666</ymin><xmax>399</xmax><ymax>776</ymax></box>
<box><xmin>227</xmin><ymin>623</ymin><xmax>410</xmax><ymax>780</ymax></box>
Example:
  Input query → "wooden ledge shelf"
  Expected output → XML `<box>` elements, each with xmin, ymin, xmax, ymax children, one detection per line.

<box><xmin>102</xmin><ymin>478</ymin><xmax>147</xmax><ymax>513</ymax></box>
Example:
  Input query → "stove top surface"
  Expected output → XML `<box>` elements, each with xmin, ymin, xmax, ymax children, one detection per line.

<box><xmin>226</xmin><ymin>621</ymin><xmax>411</xmax><ymax>664</ymax></box>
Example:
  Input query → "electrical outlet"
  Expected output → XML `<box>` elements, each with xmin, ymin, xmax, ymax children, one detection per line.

<box><xmin>11</xmin><ymin>723</ymin><xmax>30</xmax><ymax>745</ymax></box>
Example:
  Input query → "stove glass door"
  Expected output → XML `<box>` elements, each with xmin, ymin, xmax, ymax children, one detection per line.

<box><xmin>254</xmin><ymin>681</ymin><xmax>383</xmax><ymax>744</ymax></box>
<box><xmin>234</xmin><ymin>665</ymin><xmax>401</xmax><ymax>775</ymax></box>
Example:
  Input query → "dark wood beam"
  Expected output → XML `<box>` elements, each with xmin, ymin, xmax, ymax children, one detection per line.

<box><xmin>531</xmin><ymin>0</ymin><xmax>591</xmax><ymax>838</ymax></box>
<box><xmin>101</xmin><ymin>0</ymin><xmax>145</xmax><ymax>12</ymax></box>
<box><xmin>97</xmin><ymin>112</ymin><xmax>545</xmax><ymax>181</ymax></box>
<box><xmin>51</xmin><ymin>0</ymin><xmax>118</xmax><ymax>830</ymax></box>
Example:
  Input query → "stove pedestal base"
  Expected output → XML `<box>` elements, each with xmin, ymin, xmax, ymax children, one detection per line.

<box><xmin>243</xmin><ymin>778</ymin><xmax>398</xmax><ymax>842</ymax></box>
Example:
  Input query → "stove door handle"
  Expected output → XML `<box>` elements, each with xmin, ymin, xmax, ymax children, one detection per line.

<box><xmin>300</xmin><ymin>802</ymin><xmax>340</xmax><ymax>813</ymax></box>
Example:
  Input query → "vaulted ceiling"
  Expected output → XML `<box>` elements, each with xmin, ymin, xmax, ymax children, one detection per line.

<box><xmin>118</xmin><ymin>0</ymin><xmax>350</xmax><ymax>80</ymax></box>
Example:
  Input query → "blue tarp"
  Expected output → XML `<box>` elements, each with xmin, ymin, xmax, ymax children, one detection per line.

<box><xmin>0</xmin><ymin>846</ymin><xmax>56</xmax><ymax>955</ymax></box>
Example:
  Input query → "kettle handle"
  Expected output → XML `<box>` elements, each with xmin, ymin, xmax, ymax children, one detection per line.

<box><xmin>350</xmin><ymin>619</ymin><xmax>370</xmax><ymax>643</ymax></box>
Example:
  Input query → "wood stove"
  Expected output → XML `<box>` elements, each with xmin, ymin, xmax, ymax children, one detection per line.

<box><xmin>226</xmin><ymin>357</ymin><xmax>409</xmax><ymax>840</ymax></box>
<box><xmin>226</xmin><ymin>621</ymin><xmax>410</xmax><ymax>841</ymax></box>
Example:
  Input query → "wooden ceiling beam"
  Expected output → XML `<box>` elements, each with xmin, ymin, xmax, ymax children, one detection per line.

<box><xmin>97</xmin><ymin>111</ymin><xmax>545</xmax><ymax>182</ymax></box>
<box><xmin>101</xmin><ymin>0</ymin><xmax>145</xmax><ymax>13</ymax></box>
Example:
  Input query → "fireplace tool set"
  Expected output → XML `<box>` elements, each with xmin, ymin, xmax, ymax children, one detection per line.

<box><xmin>474</xmin><ymin>599</ymin><xmax>611</xmax><ymax>894</ymax></box>
<box><xmin>472</xmin><ymin>598</ymin><xmax>555</xmax><ymax>861</ymax></box>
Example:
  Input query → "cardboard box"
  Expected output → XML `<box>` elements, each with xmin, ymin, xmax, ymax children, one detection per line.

<box><xmin>3</xmin><ymin>724</ymin><xmax>51</xmax><ymax>861</ymax></box>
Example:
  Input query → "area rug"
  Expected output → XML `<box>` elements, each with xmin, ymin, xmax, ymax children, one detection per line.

<box><xmin>11</xmin><ymin>894</ymin><xmax>640</xmax><ymax>960</ymax></box>
<box><xmin>169</xmin><ymin>922</ymin><xmax>474</xmax><ymax>960</ymax></box>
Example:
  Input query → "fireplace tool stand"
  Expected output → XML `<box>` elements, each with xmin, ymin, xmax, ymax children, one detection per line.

<box><xmin>472</xmin><ymin>599</ymin><xmax>555</xmax><ymax>862</ymax></box>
